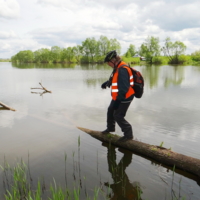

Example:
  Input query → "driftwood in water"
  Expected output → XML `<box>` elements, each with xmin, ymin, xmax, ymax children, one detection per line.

<box><xmin>0</xmin><ymin>101</ymin><xmax>16</xmax><ymax>111</ymax></box>
<box><xmin>78</xmin><ymin>127</ymin><xmax>200</xmax><ymax>178</ymax></box>
<box><xmin>31</xmin><ymin>82</ymin><xmax>52</xmax><ymax>94</ymax></box>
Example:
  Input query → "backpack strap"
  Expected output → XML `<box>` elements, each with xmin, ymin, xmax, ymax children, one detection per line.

<box><xmin>107</xmin><ymin>64</ymin><xmax>130</xmax><ymax>82</ymax></box>
<box><xmin>119</xmin><ymin>64</ymin><xmax>129</xmax><ymax>68</ymax></box>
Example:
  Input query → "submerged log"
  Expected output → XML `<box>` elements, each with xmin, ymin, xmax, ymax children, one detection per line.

<box><xmin>0</xmin><ymin>101</ymin><xmax>16</xmax><ymax>111</ymax></box>
<box><xmin>78</xmin><ymin>127</ymin><xmax>200</xmax><ymax>178</ymax></box>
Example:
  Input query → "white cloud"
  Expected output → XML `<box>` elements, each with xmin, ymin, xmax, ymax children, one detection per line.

<box><xmin>37</xmin><ymin>0</ymin><xmax>134</xmax><ymax>9</ymax></box>
<box><xmin>93</xmin><ymin>21</ymin><xmax>121</xmax><ymax>31</ymax></box>
<box><xmin>0</xmin><ymin>38</ymin><xmax>50</xmax><ymax>58</ymax></box>
<box><xmin>0</xmin><ymin>30</ymin><xmax>17</xmax><ymax>39</ymax></box>
<box><xmin>0</xmin><ymin>0</ymin><xmax>200</xmax><ymax>58</ymax></box>
<box><xmin>0</xmin><ymin>0</ymin><xmax>20</xmax><ymax>19</ymax></box>
<box><xmin>140</xmin><ymin>1</ymin><xmax>200</xmax><ymax>31</ymax></box>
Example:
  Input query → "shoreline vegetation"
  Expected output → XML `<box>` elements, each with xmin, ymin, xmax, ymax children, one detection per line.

<box><xmin>0</xmin><ymin>59</ymin><xmax>11</xmax><ymax>62</ymax></box>
<box><xmin>9</xmin><ymin>35</ymin><xmax>200</xmax><ymax>66</ymax></box>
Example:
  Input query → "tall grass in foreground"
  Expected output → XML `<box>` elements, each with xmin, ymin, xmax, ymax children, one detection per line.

<box><xmin>0</xmin><ymin>160</ymin><xmax>188</xmax><ymax>200</ymax></box>
<box><xmin>0</xmin><ymin>136</ymin><xmax>189</xmax><ymax>200</ymax></box>
<box><xmin>0</xmin><ymin>160</ymin><xmax>107</xmax><ymax>200</ymax></box>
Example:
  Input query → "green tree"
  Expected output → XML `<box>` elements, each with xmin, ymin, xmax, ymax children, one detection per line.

<box><xmin>109</xmin><ymin>38</ymin><xmax>121</xmax><ymax>55</ymax></box>
<box><xmin>124</xmin><ymin>44</ymin><xmax>136</xmax><ymax>57</ymax></box>
<box><xmin>124</xmin><ymin>51</ymin><xmax>131</xmax><ymax>58</ymax></box>
<box><xmin>33</xmin><ymin>50</ymin><xmax>41</xmax><ymax>63</ymax></box>
<box><xmin>11</xmin><ymin>50</ymin><xmax>34</xmax><ymax>63</ymax></box>
<box><xmin>11</xmin><ymin>55</ymin><xmax>16</xmax><ymax>62</ymax></box>
<box><xmin>82</xmin><ymin>37</ymin><xmax>98</xmax><ymax>62</ymax></box>
<box><xmin>139</xmin><ymin>36</ymin><xmax>160</xmax><ymax>63</ymax></box>
<box><xmin>96</xmin><ymin>36</ymin><xmax>121</xmax><ymax>62</ymax></box>
<box><xmin>51</xmin><ymin>46</ymin><xmax>61</xmax><ymax>63</ymax></box>
<box><xmin>161</xmin><ymin>37</ymin><xmax>186</xmax><ymax>64</ymax></box>
<box><xmin>23</xmin><ymin>50</ymin><xmax>34</xmax><ymax>62</ymax></box>
<box><xmin>73</xmin><ymin>45</ymin><xmax>82</xmax><ymax>62</ymax></box>
<box><xmin>97</xmin><ymin>35</ymin><xmax>111</xmax><ymax>56</ymax></box>
<box><xmin>61</xmin><ymin>47</ymin><xmax>75</xmax><ymax>62</ymax></box>
<box><xmin>191</xmin><ymin>49</ymin><xmax>200</xmax><ymax>62</ymax></box>
<box><xmin>34</xmin><ymin>48</ymin><xmax>52</xmax><ymax>63</ymax></box>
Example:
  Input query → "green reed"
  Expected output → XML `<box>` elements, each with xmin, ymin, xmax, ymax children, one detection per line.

<box><xmin>0</xmin><ymin>160</ymin><xmax>108</xmax><ymax>200</ymax></box>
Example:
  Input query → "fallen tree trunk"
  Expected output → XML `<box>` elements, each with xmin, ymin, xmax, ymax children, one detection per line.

<box><xmin>78</xmin><ymin>127</ymin><xmax>200</xmax><ymax>178</ymax></box>
<box><xmin>0</xmin><ymin>101</ymin><xmax>16</xmax><ymax>111</ymax></box>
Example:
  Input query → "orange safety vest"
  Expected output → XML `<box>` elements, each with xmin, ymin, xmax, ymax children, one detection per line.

<box><xmin>111</xmin><ymin>61</ymin><xmax>135</xmax><ymax>100</ymax></box>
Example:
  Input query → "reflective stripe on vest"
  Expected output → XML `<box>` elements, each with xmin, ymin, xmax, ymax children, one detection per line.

<box><xmin>111</xmin><ymin>62</ymin><xmax>135</xmax><ymax>100</ymax></box>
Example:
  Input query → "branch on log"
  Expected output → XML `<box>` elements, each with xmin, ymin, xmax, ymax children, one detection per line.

<box><xmin>31</xmin><ymin>82</ymin><xmax>52</xmax><ymax>93</ymax></box>
<box><xmin>0</xmin><ymin>101</ymin><xmax>16</xmax><ymax>111</ymax></box>
<box><xmin>77</xmin><ymin>127</ymin><xmax>200</xmax><ymax>178</ymax></box>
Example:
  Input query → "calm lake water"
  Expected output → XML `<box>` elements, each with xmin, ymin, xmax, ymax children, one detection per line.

<box><xmin>0</xmin><ymin>62</ymin><xmax>200</xmax><ymax>199</ymax></box>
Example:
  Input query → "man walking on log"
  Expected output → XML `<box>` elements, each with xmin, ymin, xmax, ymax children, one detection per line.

<box><xmin>101</xmin><ymin>50</ymin><xmax>135</xmax><ymax>142</ymax></box>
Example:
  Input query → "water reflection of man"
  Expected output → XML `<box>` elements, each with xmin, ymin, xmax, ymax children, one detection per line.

<box><xmin>103</xmin><ymin>143</ymin><xmax>142</xmax><ymax>200</ymax></box>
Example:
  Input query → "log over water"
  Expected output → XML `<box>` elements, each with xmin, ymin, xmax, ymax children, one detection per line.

<box><xmin>0</xmin><ymin>101</ymin><xmax>16</xmax><ymax>111</ymax></box>
<box><xmin>78</xmin><ymin>127</ymin><xmax>200</xmax><ymax>178</ymax></box>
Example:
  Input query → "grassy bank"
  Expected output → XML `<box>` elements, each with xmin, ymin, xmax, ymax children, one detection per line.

<box><xmin>121</xmin><ymin>56</ymin><xmax>141</xmax><ymax>64</ymax></box>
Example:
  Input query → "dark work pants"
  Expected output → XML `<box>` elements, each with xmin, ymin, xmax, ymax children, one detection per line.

<box><xmin>107</xmin><ymin>100</ymin><xmax>133</xmax><ymax>137</ymax></box>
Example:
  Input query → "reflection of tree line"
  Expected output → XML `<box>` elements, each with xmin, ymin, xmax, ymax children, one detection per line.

<box><xmin>12</xmin><ymin>62</ymin><xmax>76</xmax><ymax>69</ymax></box>
<box><xmin>84</xmin><ymin>65</ymin><xmax>190</xmax><ymax>89</ymax></box>
<box><xmin>140</xmin><ymin>65</ymin><xmax>188</xmax><ymax>89</ymax></box>
<box><xmin>12</xmin><ymin>62</ymin><xmax>110</xmax><ymax>70</ymax></box>
<box><xmin>12</xmin><ymin>63</ymin><xmax>200</xmax><ymax>89</ymax></box>
<box><xmin>103</xmin><ymin>143</ymin><xmax>142</xmax><ymax>200</ymax></box>
<box><xmin>163</xmin><ymin>66</ymin><xmax>185</xmax><ymax>88</ymax></box>
<box><xmin>84</xmin><ymin>65</ymin><xmax>200</xmax><ymax>89</ymax></box>
<box><xmin>142</xmin><ymin>65</ymin><xmax>160</xmax><ymax>89</ymax></box>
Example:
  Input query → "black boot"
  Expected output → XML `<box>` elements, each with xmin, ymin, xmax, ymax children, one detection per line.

<box><xmin>117</xmin><ymin>135</ymin><xmax>133</xmax><ymax>142</ymax></box>
<box><xmin>101</xmin><ymin>128</ymin><xmax>115</xmax><ymax>134</ymax></box>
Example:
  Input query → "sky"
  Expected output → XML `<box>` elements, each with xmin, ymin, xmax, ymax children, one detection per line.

<box><xmin>0</xmin><ymin>0</ymin><xmax>200</xmax><ymax>58</ymax></box>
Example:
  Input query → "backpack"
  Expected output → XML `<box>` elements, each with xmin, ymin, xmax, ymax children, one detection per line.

<box><xmin>121</xmin><ymin>64</ymin><xmax>144</xmax><ymax>98</ymax></box>
<box><xmin>130</xmin><ymin>67</ymin><xmax>144</xmax><ymax>98</ymax></box>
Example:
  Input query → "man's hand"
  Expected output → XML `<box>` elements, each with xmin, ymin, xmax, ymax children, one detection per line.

<box><xmin>101</xmin><ymin>80</ymin><xmax>111</xmax><ymax>89</ymax></box>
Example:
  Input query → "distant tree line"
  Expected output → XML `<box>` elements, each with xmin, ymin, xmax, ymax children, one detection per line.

<box><xmin>11</xmin><ymin>35</ymin><xmax>200</xmax><ymax>65</ymax></box>
<box><xmin>0</xmin><ymin>59</ymin><xmax>11</xmax><ymax>62</ymax></box>
<box><xmin>11</xmin><ymin>36</ymin><xmax>120</xmax><ymax>64</ymax></box>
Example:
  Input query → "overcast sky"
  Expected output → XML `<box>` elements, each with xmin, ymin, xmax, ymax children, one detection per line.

<box><xmin>0</xmin><ymin>0</ymin><xmax>200</xmax><ymax>58</ymax></box>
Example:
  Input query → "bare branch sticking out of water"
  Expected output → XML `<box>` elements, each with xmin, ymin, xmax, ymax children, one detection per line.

<box><xmin>31</xmin><ymin>82</ymin><xmax>52</xmax><ymax>95</ymax></box>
